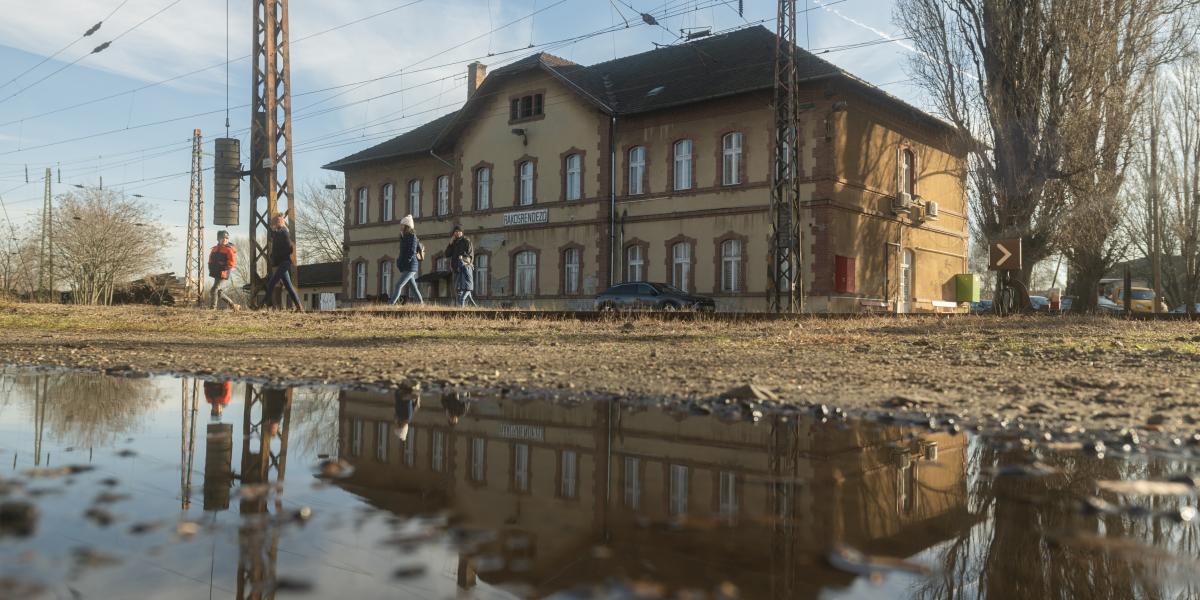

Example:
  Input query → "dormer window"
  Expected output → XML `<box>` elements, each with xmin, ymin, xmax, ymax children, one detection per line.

<box><xmin>509</xmin><ymin>92</ymin><xmax>545</xmax><ymax>123</ymax></box>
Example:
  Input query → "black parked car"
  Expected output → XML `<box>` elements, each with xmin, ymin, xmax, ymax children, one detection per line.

<box><xmin>594</xmin><ymin>282</ymin><xmax>716</xmax><ymax>312</ymax></box>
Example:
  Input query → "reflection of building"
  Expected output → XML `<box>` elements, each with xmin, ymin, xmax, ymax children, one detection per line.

<box><xmin>336</xmin><ymin>389</ymin><xmax>968</xmax><ymax>598</ymax></box>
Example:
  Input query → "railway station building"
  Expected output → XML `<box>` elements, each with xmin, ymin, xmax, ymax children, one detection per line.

<box><xmin>324</xmin><ymin>26</ymin><xmax>968</xmax><ymax>312</ymax></box>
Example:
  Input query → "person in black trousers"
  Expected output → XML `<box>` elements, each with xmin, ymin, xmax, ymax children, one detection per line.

<box><xmin>264</xmin><ymin>214</ymin><xmax>303</xmax><ymax>311</ymax></box>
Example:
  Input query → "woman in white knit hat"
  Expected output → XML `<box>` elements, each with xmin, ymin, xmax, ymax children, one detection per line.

<box><xmin>389</xmin><ymin>214</ymin><xmax>424</xmax><ymax>305</ymax></box>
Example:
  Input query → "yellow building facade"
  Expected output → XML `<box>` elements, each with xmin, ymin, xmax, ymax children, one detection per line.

<box><xmin>326</xmin><ymin>26</ymin><xmax>967</xmax><ymax>312</ymax></box>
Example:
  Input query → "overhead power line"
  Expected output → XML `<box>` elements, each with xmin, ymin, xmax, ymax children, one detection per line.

<box><xmin>0</xmin><ymin>0</ymin><xmax>131</xmax><ymax>93</ymax></box>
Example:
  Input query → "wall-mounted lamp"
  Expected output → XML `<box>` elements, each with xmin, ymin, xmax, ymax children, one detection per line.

<box><xmin>511</xmin><ymin>128</ymin><xmax>528</xmax><ymax>146</ymax></box>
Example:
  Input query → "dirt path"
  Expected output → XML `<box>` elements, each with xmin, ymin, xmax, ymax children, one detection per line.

<box><xmin>2</xmin><ymin>302</ymin><xmax>1198</xmax><ymax>435</ymax></box>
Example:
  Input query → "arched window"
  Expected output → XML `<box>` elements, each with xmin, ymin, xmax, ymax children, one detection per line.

<box><xmin>672</xmin><ymin>242</ymin><xmax>691</xmax><ymax>292</ymax></box>
<box><xmin>379</xmin><ymin>260</ymin><xmax>393</xmax><ymax>300</ymax></box>
<box><xmin>356</xmin><ymin>187</ymin><xmax>368</xmax><ymax>225</ymax></box>
<box><xmin>476</xmin><ymin>167</ymin><xmax>491</xmax><ymax>210</ymax></box>
<box><xmin>514</xmin><ymin>250</ymin><xmax>537</xmax><ymax>296</ymax></box>
<box><xmin>722</xmin><ymin>132</ymin><xmax>743</xmax><ymax>186</ymax></box>
<box><xmin>673</xmin><ymin>140</ymin><xmax>693</xmax><ymax>191</ymax></box>
<box><xmin>628</xmin><ymin>146</ymin><xmax>645</xmax><ymax>195</ymax></box>
<box><xmin>626</xmin><ymin>245</ymin><xmax>644</xmax><ymax>282</ymax></box>
<box><xmin>473</xmin><ymin>253</ymin><xmax>490</xmax><ymax>297</ymax></box>
<box><xmin>565</xmin><ymin>154</ymin><xmax>582</xmax><ymax>201</ymax></box>
<box><xmin>519</xmin><ymin>161</ymin><xmax>535</xmax><ymax>206</ymax></box>
<box><xmin>721</xmin><ymin>239</ymin><xmax>742</xmax><ymax>293</ymax></box>
<box><xmin>354</xmin><ymin>262</ymin><xmax>367</xmax><ymax>299</ymax></box>
<box><xmin>436</xmin><ymin>175</ymin><xmax>450</xmax><ymax>216</ymax></box>
<box><xmin>408</xmin><ymin>179</ymin><xmax>421</xmax><ymax>218</ymax></box>
<box><xmin>382</xmin><ymin>183</ymin><xmax>395</xmax><ymax>221</ymax></box>
<box><xmin>563</xmin><ymin>247</ymin><xmax>580</xmax><ymax>295</ymax></box>
<box><xmin>900</xmin><ymin>148</ymin><xmax>915</xmax><ymax>196</ymax></box>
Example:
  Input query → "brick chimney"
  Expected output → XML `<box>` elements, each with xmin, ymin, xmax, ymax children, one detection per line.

<box><xmin>467</xmin><ymin>61</ymin><xmax>487</xmax><ymax>98</ymax></box>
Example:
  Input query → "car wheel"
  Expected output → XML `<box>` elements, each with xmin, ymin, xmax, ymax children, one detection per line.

<box><xmin>598</xmin><ymin>302</ymin><xmax>615</xmax><ymax>312</ymax></box>
<box><xmin>658</xmin><ymin>301</ymin><xmax>679</xmax><ymax>311</ymax></box>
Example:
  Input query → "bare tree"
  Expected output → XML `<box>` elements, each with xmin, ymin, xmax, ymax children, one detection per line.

<box><xmin>296</xmin><ymin>178</ymin><xmax>345</xmax><ymax>265</ymax></box>
<box><xmin>50</xmin><ymin>188</ymin><xmax>170</xmax><ymax>305</ymax></box>
<box><xmin>1165</xmin><ymin>50</ymin><xmax>1200</xmax><ymax>313</ymax></box>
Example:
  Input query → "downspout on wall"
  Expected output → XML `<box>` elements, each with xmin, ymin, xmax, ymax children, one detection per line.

<box><xmin>609</xmin><ymin>115</ymin><xmax>617</xmax><ymax>286</ymax></box>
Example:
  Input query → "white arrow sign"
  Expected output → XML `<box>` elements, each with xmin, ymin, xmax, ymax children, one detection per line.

<box><xmin>995</xmin><ymin>244</ymin><xmax>1012</xmax><ymax>266</ymax></box>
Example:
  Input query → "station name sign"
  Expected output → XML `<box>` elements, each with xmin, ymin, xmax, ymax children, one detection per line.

<box><xmin>503</xmin><ymin>209</ymin><xmax>549</xmax><ymax>227</ymax></box>
<box><xmin>497</xmin><ymin>423</ymin><xmax>545</xmax><ymax>441</ymax></box>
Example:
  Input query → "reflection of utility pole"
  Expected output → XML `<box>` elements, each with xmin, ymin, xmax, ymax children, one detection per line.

<box><xmin>33</xmin><ymin>375</ymin><xmax>47</xmax><ymax>466</ymax></box>
<box><xmin>237</xmin><ymin>384</ymin><xmax>292</xmax><ymax>599</ymax></box>
<box><xmin>181</xmin><ymin>380</ymin><xmax>200</xmax><ymax>510</ymax></box>
<box><xmin>184</xmin><ymin>129</ymin><xmax>205</xmax><ymax>304</ymax></box>
<box><xmin>768</xmin><ymin>416</ymin><xmax>800</xmax><ymax>599</ymax></box>
<box><xmin>37</xmin><ymin>168</ymin><xmax>52</xmax><ymax>301</ymax></box>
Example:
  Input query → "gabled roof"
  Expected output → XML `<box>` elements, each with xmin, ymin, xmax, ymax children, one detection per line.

<box><xmin>325</xmin><ymin>25</ymin><xmax>952</xmax><ymax>171</ymax></box>
<box><xmin>297</xmin><ymin>261</ymin><xmax>343</xmax><ymax>287</ymax></box>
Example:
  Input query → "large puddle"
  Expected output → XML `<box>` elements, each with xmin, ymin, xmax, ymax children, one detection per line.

<box><xmin>0</xmin><ymin>367</ymin><xmax>1198</xmax><ymax>599</ymax></box>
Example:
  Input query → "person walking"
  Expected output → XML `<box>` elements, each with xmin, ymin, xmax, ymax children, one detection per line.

<box><xmin>390</xmin><ymin>215</ymin><xmax>424</xmax><ymax>305</ymax></box>
<box><xmin>203</xmin><ymin>380</ymin><xmax>232</xmax><ymax>419</ymax></box>
<box><xmin>445</xmin><ymin>225</ymin><xmax>476</xmax><ymax>307</ymax></box>
<box><xmin>264</xmin><ymin>214</ymin><xmax>303</xmax><ymax>311</ymax></box>
<box><xmin>207</xmin><ymin>231</ymin><xmax>241</xmax><ymax>310</ymax></box>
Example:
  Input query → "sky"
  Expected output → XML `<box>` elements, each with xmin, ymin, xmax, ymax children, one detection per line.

<box><xmin>0</xmin><ymin>0</ymin><xmax>926</xmax><ymax>276</ymax></box>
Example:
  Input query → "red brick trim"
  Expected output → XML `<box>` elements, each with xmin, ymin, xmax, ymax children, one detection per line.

<box><xmin>558</xmin><ymin>241</ymin><xmax>585</xmax><ymax>296</ymax></box>
<box><xmin>513</xmin><ymin>155</ymin><xmax>538</xmax><ymax>207</ymax></box>
<box><xmin>471</xmin><ymin>161</ymin><xmax>494</xmax><ymax>212</ymax></box>
<box><xmin>508</xmin><ymin>244</ymin><xmax>542</xmax><ymax>297</ymax></box>
<box><xmin>663</xmin><ymin>234</ymin><xmax>697</xmax><ymax>292</ymax></box>
<box><xmin>559</xmin><ymin>147</ymin><xmax>587</xmax><ymax>202</ymax></box>
<box><xmin>714</xmin><ymin>130</ymin><xmax>749</xmax><ymax>188</ymax></box>
<box><xmin>712</xmin><ymin>231</ymin><xmax>749</xmax><ymax>294</ymax></box>
<box><xmin>622</xmin><ymin>238</ymin><xmax>650</xmax><ymax>283</ymax></box>
<box><xmin>666</xmin><ymin>137</ymin><xmax>698</xmax><ymax>192</ymax></box>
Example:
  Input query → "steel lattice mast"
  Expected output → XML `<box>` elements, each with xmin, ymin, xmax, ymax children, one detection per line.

<box><xmin>184</xmin><ymin>129</ymin><xmax>205</xmax><ymax>303</ymax></box>
<box><xmin>38</xmin><ymin>167</ymin><xmax>52</xmax><ymax>301</ymax></box>
<box><xmin>769</xmin><ymin>0</ymin><xmax>802</xmax><ymax>313</ymax></box>
<box><xmin>249</xmin><ymin>0</ymin><xmax>297</xmax><ymax>306</ymax></box>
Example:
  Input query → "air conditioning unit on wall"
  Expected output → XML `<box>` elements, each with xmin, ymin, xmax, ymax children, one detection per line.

<box><xmin>892</xmin><ymin>192</ymin><xmax>912</xmax><ymax>214</ymax></box>
<box><xmin>925</xmin><ymin>200</ymin><xmax>939</xmax><ymax>220</ymax></box>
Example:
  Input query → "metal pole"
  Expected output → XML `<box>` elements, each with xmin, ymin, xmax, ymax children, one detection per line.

<box><xmin>185</xmin><ymin>129</ymin><xmax>205</xmax><ymax>303</ymax></box>
<box><xmin>38</xmin><ymin>168</ymin><xmax>52</xmax><ymax>301</ymax></box>
<box><xmin>769</xmin><ymin>0</ymin><xmax>800</xmax><ymax>313</ymax></box>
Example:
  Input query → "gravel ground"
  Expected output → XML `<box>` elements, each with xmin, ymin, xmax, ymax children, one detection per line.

<box><xmin>1</xmin><ymin>301</ymin><xmax>1198</xmax><ymax>436</ymax></box>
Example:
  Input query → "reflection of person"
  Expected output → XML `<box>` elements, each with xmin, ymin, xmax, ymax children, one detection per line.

<box><xmin>445</xmin><ymin>225</ymin><xmax>476</xmax><ymax>307</ymax></box>
<box><xmin>390</xmin><ymin>215</ymin><xmax>423</xmax><ymax>305</ymax></box>
<box><xmin>393</xmin><ymin>383</ymin><xmax>421</xmax><ymax>442</ymax></box>
<box><xmin>207</xmin><ymin>231</ymin><xmax>241</xmax><ymax>310</ymax></box>
<box><xmin>204</xmin><ymin>380</ymin><xmax>232</xmax><ymax>419</ymax></box>
<box><xmin>264</xmin><ymin>214</ymin><xmax>303</xmax><ymax>311</ymax></box>
<box><xmin>442</xmin><ymin>391</ymin><xmax>470</xmax><ymax>426</ymax></box>
<box><xmin>262</xmin><ymin>387</ymin><xmax>289</xmax><ymax>437</ymax></box>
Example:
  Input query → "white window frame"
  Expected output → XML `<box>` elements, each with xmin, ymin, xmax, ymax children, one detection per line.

<box><xmin>380</xmin><ymin>262</ymin><xmax>392</xmax><ymax>299</ymax></box>
<box><xmin>672</xmin><ymin>242</ymin><xmax>691</xmax><ymax>293</ymax></box>
<box><xmin>474</xmin><ymin>254</ymin><xmax>489</xmax><ymax>297</ymax></box>
<box><xmin>626</xmin><ymin>245</ymin><xmax>644</xmax><ymax>282</ymax></box>
<box><xmin>431</xmin><ymin>430</ymin><xmax>445</xmax><ymax>472</ymax></box>
<box><xmin>350</xmin><ymin>419</ymin><xmax>363</xmax><ymax>456</ymax></box>
<box><xmin>721</xmin><ymin>239</ymin><xmax>741</xmax><ymax>293</ymax></box>
<box><xmin>436</xmin><ymin>256</ymin><xmax>449</xmax><ymax>273</ymax></box>
<box><xmin>356</xmin><ymin>187</ymin><xmax>368</xmax><ymax>225</ymax></box>
<box><xmin>355</xmin><ymin>262</ymin><xmax>367</xmax><ymax>299</ymax></box>
<box><xmin>437</xmin><ymin>175</ymin><xmax>450</xmax><ymax>216</ymax></box>
<box><xmin>673</xmin><ymin>139</ymin><xmax>693</xmax><ymax>191</ymax></box>
<box><xmin>623</xmin><ymin>456</ymin><xmax>640</xmax><ymax>510</ymax></box>
<box><xmin>375</xmin><ymin>421</ymin><xmax>389</xmax><ymax>462</ymax></box>
<box><xmin>513</xmin><ymin>443</ymin><xmax>530</xmax><ymax>492</ymax></box>
<box><xmin>899</xmin><ymin>148</ymin><xmax>915</xmax><ymax>196</ymax></box>
<box><xmin>563</xmin><ymin>248</ymin><xmax>580</xmax><ymax>295</ymax></box>
<box><xmin>519</xmin><ymin>161</ymin><xmax>534</xmax><ymax>206</ymax></box>
<box><xmin>565</xmin><ymin>154</ymin><xmax>581</xmax><ymax>201</ymax></box>
<box><xmin>669</xmin><ymin>463</ymin><xmax>688</xmax><ymax>516</ymax></box>
<box><xmin>515</xmin><ymin>251</ymin><xmax>537</xmax><ymax>296</ymax></box>
<box><xmin>561</xmin><ymin>450</ymin><xmax>578</xmax><ymax>499</ymax></box>
<box><xmin>408</xmin><ymin>179</ymin><xmax>421</xmax><ymax>218</ymax></box>
<box><xmin>722</xmin><ymin>132</ymin><xmax>743</xmax><ymax>185</ymax></box>
<box><xmin>471</xmin><ymin>437</ymin><xmax>486</xmax><ymax>482</ymax></box>
<box><xmin>628</xmin><ymin>146</ymin><xmax>645</xmax><ymax>195</ymax></box>
<box><xmin>719</xmin><ymin>470</ymin><xmax>738</xmax><ymax>516</ymax></box>
<box><xmin>476</xmin><ymin>167</ymin><xmax>491</xmax><ymax>211</ymax></box>
<box><xmin>403</xmin><ymin>427</ymin><xmax>416</xmax><ymax>466</ymax></box>
<box><xmin>382</xmin><ymin>183</ymin><xmax>395</xmax><ymax>221</ymax></box>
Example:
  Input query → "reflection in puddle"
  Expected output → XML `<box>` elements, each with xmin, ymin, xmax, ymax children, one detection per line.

<box><xmin>0</xmin><ymin>367</ymin><xmax>1197</xmax><ymax>599</ymax></box>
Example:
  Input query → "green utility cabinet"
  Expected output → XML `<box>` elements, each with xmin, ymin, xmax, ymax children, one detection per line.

<box><xmin>956</xmin><ymin>274</ymin><xmax>980</xmax><ymax>303</ymax></box>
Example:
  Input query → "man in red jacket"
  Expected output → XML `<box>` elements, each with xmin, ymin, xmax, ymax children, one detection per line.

<box><xmin>208</xmin><ymin>231</ymin><xmax>241</xmax><ymax>310</ymax></box>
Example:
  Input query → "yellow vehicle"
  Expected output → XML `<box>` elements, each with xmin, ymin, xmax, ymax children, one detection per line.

<box><xmin>1110</xmin><ymin>286</ymin><xmax>1169</xmax><ymax>313</ymax></box>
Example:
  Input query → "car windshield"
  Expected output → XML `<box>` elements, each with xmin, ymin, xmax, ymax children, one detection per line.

<box><xmin>1121</xmin><ymin>289</ymin><xmax>1155</xmax><ymax>300</ymax></box>
<box><xmin>653</xmin><ymin>283</ymin><xmax>686</xmax><ymax>295</ymax></box>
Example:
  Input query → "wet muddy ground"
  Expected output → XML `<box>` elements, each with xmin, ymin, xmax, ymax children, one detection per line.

<box><xmin>2</xmin><ymin>367</ymin><xmax>1200</xmax><ymax>599</ymax></box>
<box><xmin>1</xmin><ymin>304</ymin><xmax>1199</xmax><ymax>436</ymax></box>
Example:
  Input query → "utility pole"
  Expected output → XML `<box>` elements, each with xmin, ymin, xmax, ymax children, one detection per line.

<box><xmin>38</xmin><ymin>167</ymin><xmax>52</xmax><ymax>302</ymax></box>
<box><xmin>249</xmin><ymin>0</ymin><xmax>297</xmax><ymax>307</ymax></box>
<box><xmin>184</xmin><ymin>129</ymin><xmax>205</xmax><ymax>304</ymax></box>
<box><xmin>769</xmin><ymin>0</ymin><xmax>801</xmax><ymax>313</ymax></box>
<box><xmin>1149</xmin><ymin>95</ymin><xmax>1163</xmax><ymax>313</ymax></box>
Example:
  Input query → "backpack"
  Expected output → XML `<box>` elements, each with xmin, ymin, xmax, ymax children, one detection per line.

<box><xmin>208</xmin><ymin>248</ymin><xmax>231</xmax><ymax>277</ymax></box>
